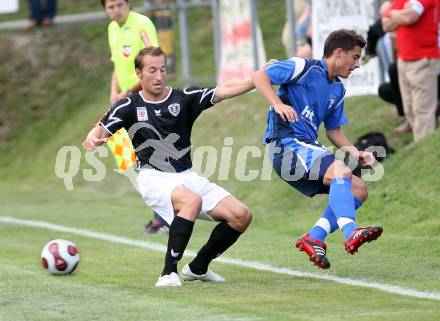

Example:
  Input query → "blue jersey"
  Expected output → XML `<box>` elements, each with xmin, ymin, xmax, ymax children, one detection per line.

<box><xmin>263</xmin><ymin>58</ymin><xmax>348</xmax><ymax>143</ymax></box>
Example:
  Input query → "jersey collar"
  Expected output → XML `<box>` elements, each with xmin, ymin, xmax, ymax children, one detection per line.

<box><xmin>139</xmin><ymin>87</ymin><xmax>173</xmax><ymax>104</ymax></box>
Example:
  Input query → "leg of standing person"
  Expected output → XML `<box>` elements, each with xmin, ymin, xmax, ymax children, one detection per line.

<box><xmin>389</xmin><ymin>62</ymin><xmax>404</xmax><ymax>116</ymax></box>
<box><xmin>389</xmin><ymin>62</ymin><xmax>411</xmax><ymax>134</ymax></box>
<box><xmin>144</xmin><ymin>212</ymin><xmax>170</xmax><ymax>234</ymax></box>
<box><xmin>378</xmin><ymin>63</ymin><xmax>410</xmax><ymax>133</ymax></box>
<box><xmin>410</xmin><ymin>58</ymin><xmax>439</xmax><ymax>141</ymax></box>
<box><xmin>437</xmin><ymin>74</ymin><xmax>440</xmax><ymax>120</ymax></box>
<box><xmin>397</xmin><ymin>59</ymin><xmax>416</xmax><ymax>137</ymax></box>
<box><xmin>182</xmin><ymin>195</ymin><xmax>252</xmax><ymax>280</ymax></box>
<box><xmin>399</xmin><ymin>58</ymin><xmax>438</xmax><ymax>142</ymax></box>
<box><xmin>137</xmin><ymin>167</ymin><xmax>251</xmax><ymax>286</ymax></box>
<box><xmin>281</xmin><ymin>22</ymin><xmax>293</xmax><ymax>58</ymax></box>
<box><xmin>153</xmin><ymin>176</ymin><xmax>251</xmax><ymax>286</ymax></box>
<box><xmin>27</xmin><ymin>0</ymin><xmax>41</xmax><ymax>29</ymax></box>
<box><xmin>42</xmin><ymin>0</ymin><xmax>57</xmax><ymax>26</ymax></box>
<box><xmin>155</xmin><ymin>185</ymin><xmax>201</xmax><ymax>286</ymax></box>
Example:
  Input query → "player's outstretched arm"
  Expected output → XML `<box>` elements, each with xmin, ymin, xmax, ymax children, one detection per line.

<box><xmin>212</xmin><ymin>78</ymin><xmax>255</xmax><ymax>103</ymax></box>
<box><xmin>82</xmin><ymin>125</ymin><xmax>110</xmax><ymax>151</ymax></box>
<box><xmin>326</xmin><ymin>127</ymin><xmax>358</xmax><ymax>155</ymax></box>
<box><xmin>326</xmin><ymin>127</ymin><xmax>375</xmax><ymax>166</ymax></box>
<box><xmin>212</xmin><ymin>60</ymin><xmax>278</xmax><ymax>104</ymax></box>
<box><xmin>252</xmin><ymin>68</ymin><xmax>297</xmax><ymax>122</ymax></box>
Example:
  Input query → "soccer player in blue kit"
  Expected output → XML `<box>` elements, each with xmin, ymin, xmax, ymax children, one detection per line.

<box><xmin>253</xmin><ymin>29</ymin><xmax>383</xmax><ymax>269</ymax></box>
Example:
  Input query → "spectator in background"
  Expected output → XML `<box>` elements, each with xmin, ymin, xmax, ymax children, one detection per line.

<box><xmin>364</xmin><ymin>4</ymin><xmax>410</xmax><ymax>134</ymax></box>
<box><xmin>379</xmin><ymin>62</ymin><xmax>440</xmax><ymax>134</ymax></box>
<box><xmin>27</xmin><ymin>0</ymin><xmax>57</xmax><ymax>29</ymax></box>
<box><xmin>281</xmin><ymin>0</ymin><xmax>313</xmax><ymax>58</ymax></box>
<box><xmin>103</xmin><ymin>0</ymin><xmax>159</xmax><ymax>104</ymax></box>
<box><xmin>378</xmin><ymin>62</ymin><xmax>409</xmax><ymax>134</ymax></box>
<box><xmin>382</xmin><ymin>0</ymin><xmax>440</xmax><ymax>142</ymax></box>
<box><xmin>102</xmin><ymin>0</ymin><xmax>168</xmax><ymax>234</ymax></box>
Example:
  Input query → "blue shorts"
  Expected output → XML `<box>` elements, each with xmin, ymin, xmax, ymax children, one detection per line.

<box><xmin>271</xmin><ymin>138</ymin><xmax>336</xmax><ymax>197</ymax></box>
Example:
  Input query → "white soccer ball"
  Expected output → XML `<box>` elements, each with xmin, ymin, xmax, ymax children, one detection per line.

<box><xmin>41</xmin><ymin>239</ymin><xmax>80</xmax><ymax>275</ymax></box>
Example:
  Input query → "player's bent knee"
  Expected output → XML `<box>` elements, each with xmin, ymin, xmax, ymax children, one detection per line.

<box><xmin>239</xmin><ymin>205</ymin><xmax>253</xmax><ymax>225</ymax></box>
<box><xmin>338</xmin><ymin>166</ymin><xmax>352</xmax><ymax>179</ymax></box>
<box><xmin>233</xmin><ymin>205</ymin><xmax>253</xmax><ymax>231</ymax></box>
<box><xmin>187</xmin><ymin>194</ymin><xmax>203</xmax><ymax>213</ymax></box>
<box><xmin>324</xmin><ymin>161</ymin><xmax>352</xmax><ymax>183</ymax></box>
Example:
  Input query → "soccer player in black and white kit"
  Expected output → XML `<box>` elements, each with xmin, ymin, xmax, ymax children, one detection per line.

<box><xmin>83</xmin><ymin>47</ymin><xmax>254</xmax><ymax>286</ymax></box>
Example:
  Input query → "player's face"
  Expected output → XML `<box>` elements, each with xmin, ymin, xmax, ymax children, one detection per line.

<box><xmin>334</xmin><ymin>46</ymin><xmax>362</xmax><ymax>78</ymax></box>
<box><xmin>137</xmin><ymin>54</ymin><xmax>167</xmax><ymax>97</ymax></box>
<box><xmin>104</xmin><ymin>0</ymin><xmax>130</xmax><ymax>24</ymax></box>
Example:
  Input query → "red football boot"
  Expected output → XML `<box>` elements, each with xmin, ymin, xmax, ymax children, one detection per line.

<box><xmin>296</xmin><ymin>234</ymin><xmax>331</xmax><ymax>269</ymax></box>
<box><xmin>345</xmin><ymin>226</ymin><xmax>383</xmax><ymax>255</ymax></box>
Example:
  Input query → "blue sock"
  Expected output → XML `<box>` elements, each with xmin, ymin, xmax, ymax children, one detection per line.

<box><xmin>329</xmin><ymin>178</ymin><xmax>355</xmax><ymax>217</ymax></box>
<box><xmin>340</xmin><ymin>221</ymin><xmax>357</xmax><ymax>239</ymax></box>
<box><xmin>329</xmin><ymin>178</ymin><xmax>358</xmax><ymax>239</ymax></box>
<box><xmin>308</xmin><ymin>225</ymin><xmax>328</xmax><ymax>242</ymax></box>
<box><xmin>338</xmin><ymin>197</ymin><xmax>363</xmax><ymax>238</ymax></box>
<box><xmin>322</xmin><ymin>206</ymin><xmax>339</xmax><ymax>233</ymax></box>
<box><xmin>308</xmin><ymin>206</ymin><xmax>338</xmax><ymax>242</ymax></box>
<box><xmin>309</xmin><ymin>196</ymin><xmax>363</xmax><ymax>242</ymax></box>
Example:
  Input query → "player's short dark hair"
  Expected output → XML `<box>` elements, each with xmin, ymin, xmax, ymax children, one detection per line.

<box><xmin>100</xmin><ymin>0</ymin><xmax>129</xmax><ymax>8</ymax></box>
<box><xmin>323</xmin><ymin>29</ymin><xmax>366</xmax><ymax>58</ymax></box>
<box><xmin>134</xmin><ymin>47</ymin><xmax>168</xmax><ymax>70</ymax></box>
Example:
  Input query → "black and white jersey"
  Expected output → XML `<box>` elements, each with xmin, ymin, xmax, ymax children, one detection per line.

<box><xmin>100</xmin><ymin>86</ymin><xmax>217</xmax><ymax>172</ymax></box>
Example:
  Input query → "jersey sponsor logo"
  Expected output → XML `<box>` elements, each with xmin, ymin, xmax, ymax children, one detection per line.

<box><xmin>136</xmin><ymin>107</ymin><xmax>148</xmax><ymax>121</ymax></box>
<box><xmin>300</xmin><ymin>105</ymin><xmax>318</xmax><ymax>131</ymax></box>
<box><xmin>301</xmin><ymin>105</ymin><xmax>315</xmax><ymax>122</ymax></box>
<box><xmin>168</xmin><ymin>103</ymin><xmax>181</xmax><ymax>117</ymax></box>
<box><xmin>154</xmin><ymin>109</ymin><xmax>162</xmax><ymax>117</ymax></box>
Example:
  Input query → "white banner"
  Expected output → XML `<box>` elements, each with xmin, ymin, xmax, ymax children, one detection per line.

<box><xmin>218</xmin><ymin>0</ymin><xmax>266</xmax><ymax>84</ymax></box>
<box><xmin>0</xmin><ymin>0</ymin><xmax>19</xmax><ymax>14</ymax></box>
<box><xmin>312</xmin><ymin>0</ymin><xmax>380</xmax><ymax>96</ymax></box>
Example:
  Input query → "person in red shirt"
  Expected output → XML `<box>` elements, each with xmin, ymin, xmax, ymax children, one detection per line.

<box><xmin>382</xmin><ymin>0</ymin><xmax>440</xmax><ymax>141</ymax></box>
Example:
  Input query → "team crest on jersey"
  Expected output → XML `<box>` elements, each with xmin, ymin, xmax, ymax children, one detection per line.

<box><xmin>123</xmin><ymin>45</ymin><xmax>132</xmax><ymax>57</ymax></box>
<box><xmin>168</xmin><ymin>103</ymin><xmax>181</xmax><ymax>117</ymax></box>
<box><xmin>137</xmin><ymin>107</ymin><xmax>148</xmax><ymax>121</ymax></box>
